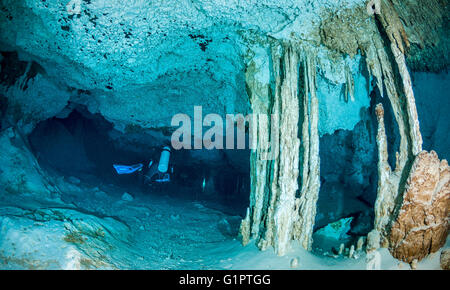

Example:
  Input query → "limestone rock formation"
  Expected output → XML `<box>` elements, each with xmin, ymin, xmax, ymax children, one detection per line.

<box><xmin>0</xmin><ymin>127</ymin><xmax>134</xmax><ymax>269</ymax></box>
<box><xmin>441</xmin><ymin>249</ymin><xmax>450</xmax><ymax>270</ymax></box>
<box><xmin>0</xmin><ymin>0</ymin><xmax>448</xmax><ymax>266</ymax></box>
<box><xmin>0</xmin><ymin>128</ymin><xmax>58</xmax><ymax>199</ymax></box>
<box><xmin>239</xmin><ymin>42</ymin><xmax>320</xmax><ymax>255</ymax></box>
<box><xmin>0</xmin><ymin>206</ymin><xmax>132</xmax><ymax>269</ymax></box>
<box><xmin>388</xmin><ymin>0</ymin><xmax>450</xmax><ymax>72</ymax></box>
<box><xmin>389</xmin><ymin>151</ymin><xmax>450</xmax><ymax>263</ymax></box>
<box><xmin>238</xmin><ymin>0</ymin><xmax>449</xmax><ymax>260</ymax></box>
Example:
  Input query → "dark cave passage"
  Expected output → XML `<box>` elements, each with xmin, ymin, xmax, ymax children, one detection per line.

<box><xmin>313</xmin><ymin>86</ymin><xmax>402</xmax><ymax>252</ymax></box>
<box><xmin>28</xmin><ymin>107</ymin><xmax>250</xmax><ymax>217</ymax></box>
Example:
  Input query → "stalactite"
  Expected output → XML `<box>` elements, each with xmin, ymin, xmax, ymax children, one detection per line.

<box><xmin>238</xmin><ymin>0</ymin><xmax>444</xmax><ymax>262</ymax></box>
<box><xmin>344</xmin><ymin>64</ymin><xmax>355</xmax><ymax>102</ymax></box>
<box><xmin>248</xmin><ymin>112</ymin><xmax>270</xmax><ymax>240</ymax></box>
<box><xmin>367</xmin><ymin>2</ymin><xmax>446</xmax><ymax>262</ymax></box>
<box><xmin>374</xmin><ymin>0</ymin><xmax>422</xmax><ymax>157</ymax></box>
<box><xmin>377</xmin><ymin>0</ymin><xmax>410</xmax><ymax>54</ymax></box>
<box><xmin>258</xmin><ymin>44</ymin><xmax>282</xmax><ymax>252</ymax></box>
<box><xmin>292</xmin><ymin>50</ymin><xmax>320</xmax><ymax>251</ymax></box>
<box><xmin>365</xmin><ymin>30</ymin><xmax>415</xmax><ymax>248</ymax></box>
<box><xmin>389</xmin><ymin>42</ymin><xmax>422</xmax><ymax>156</ymax></box>
<box><xmin>239</xmin><ymin>44</ymin><xmax>277</xmax><ymax>247</ymax></box>
<box><xmin>240</xmin><ymin>43</ymin><xmax>320</xmax><ymax>255</ymax></box>
<box><xmin>272</xmin><ymin>45</ymin><xmax>301</xmax><ymax>255</ymax></box>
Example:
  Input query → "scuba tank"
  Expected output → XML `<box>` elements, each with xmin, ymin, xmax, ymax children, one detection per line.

<box><xmin>157</xmin><ymin>146</ymin><xmax>171</xmax><ymax>173</ymax></box>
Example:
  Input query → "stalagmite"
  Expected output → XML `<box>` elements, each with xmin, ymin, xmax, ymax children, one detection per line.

<box><xmin>0</xmin><ymin>0</ymin><xmax>448</xmax><ymax>271</ymax></box>
<box><xmin>239</xmin><ymin>43</ymin><xmax>281</xmax><ymax>251</ymax></box>
<box><xmin>273</xmin><ymin>46</ymin><xmax>302</xmax><ymax>255</ymax></box>
<box><xmin>367</xmin><ymin>1</ymin><xmax>449</xmax><ymax>263</ymax></box>
<box><xmin>356</xmin><ymin>237</ymin><xmax>365</xmax><ymax>252</ymax></box>
<box><xmin>239</xmin><ymin>43</ymin><xmax>277</xmax><ymax>248</ymax></box>
<box><xmin>368</xmin><ymin>44</ymin><xmax>412</xmax><ymax>247</ymax></box>
<box><xmin>375</xmin><ymin>0</ymin><xmax>422</xmax><ymax>155</ymax></box>
<box><xmin>338</xmin><ymin>243</ymin><xmax>345</xmax><ymax>255</ymax></box>
<box><xmin>239</xmin><ymin>208</ymin><xmax>251</xmax><ymax>246</ymax></box>
<box><xmin>236</xmin><ymin>0</ymin><xmax>447</xmax><ymax>263</ymax></box>
<box><xmin>372</xmin><ymin>103</ymin><xmax>395</xmax><ymax>245</ymax></box>
<box><xmin>257</xmin><ymin>46</ymin><xmax>281</xmax><ymax>251</ymax></box>
<box><xmin>290</xmin><ymin>257</ymin><xmax>299</xmax><ymax>268</ymax></box>
<box><xmin>361</xmin><ymin>1</ymin><xmax>422</xmax><ymax>249</ymax></box>
<box><xmin>349</xmin><ymin>245</ymin><xmax>355</xmax><ymax>259</ymax></box>
<box><xmin>389</xmin><ymin>151</ymin><xmax>449</xmax><ymax>263</ymax></box>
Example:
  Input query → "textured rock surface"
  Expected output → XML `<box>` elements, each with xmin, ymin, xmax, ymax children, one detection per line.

<box><xmin>441</xmin><ymin>249</ymin><xmax>450</xmax><ymax>270</ymax></box>
<box><xmin>293</xmin><ymin>48</ymin><xmax>320</xmax><ymax>251</ymax></box>
<box><xmin>389</xmin><ymin>151</ymin><xmax>450</xmax><ymax>263</ymax></box>
<box><xmin>316</xmin><ymin>54</ymin><xmax>371</xmax><ymax>136</ymax></box>
<box><xmin>373</xmin><ymin>103</ymin><xmax>398</xmax><ymax>244</ymax></box>
<box><xmin>0</xmin><ymin>0</ymin><xmax>443</xmax><ymax>133</ymax></box>
<box><xmin>0</xmin><ymin>0</ymin><xmax>448</xmax><ymax>263</ymax></box>
<box><xmin>370</xmin><ymin>0</ymin><xmax>430</xmax><ymax>252</ymax></box>
<box><xmin>0</xmin><ymin>52</ymin><xmax>70</xmax><ymax>133</ymax></box>
<box><xmin>317</xmin><ymin>117</ymin><xmax>377</xmax><ymax>231</ymax></box>
<box><xmin>0</xmin><ymin>207</ymin><xmax>131</xmax><ymax>269</ymax></box>
<box><xmin>389</xmin><ymin>0</ymin><xmax>450</xmax><ymax>72</ymax></box>
<box><xmin>0</xmin><ymin>127</ymin><xmax>132</xmax><ymax>269</ymax></box>
<box><xmin>0</xmin><ymin>128</ymin><xmax>58</xmax><ymax>198</ymax></box>
<box><xmin>240</xmin><ymin>42</ymin><xmax>320</xmax><ymax>255</ymax></box>
<box><xmin>0</xmin><ymin>0</ymin><xmax>364</xmax><ymax>132</ymax></box>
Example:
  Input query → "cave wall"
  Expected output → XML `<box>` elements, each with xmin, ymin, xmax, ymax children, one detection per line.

<box><xmin>1</xmin><ymin>0</ymin><xmax>446</xmax><ymax>135</ymax></box>
<box><xmin>317</xmin><ymin>54</ymin><xmax>371</xmax><ymax>136</ymax></box>
<box><xmin>0</xmin><ymin>52</ymin><xmax>70</xmax><ymax>133</ymax></box>
<box><xmin>413</xmin><ymin>71</ymin><xmax>450</xmax><ymax>161</ymax></box>
<box><xmin>0</xmin><ymin>128</ymin><xmax>58</xmax><ymax>198</ymax></box>
<box><xmin>317</xmin><ymin>118</ymin><xmax>377</xmax><ymax>231</ymax></box>
<box><xmin>0</xmin><ymin>0</ymin><xmax>370</xmax><ymax>134</ymax></box>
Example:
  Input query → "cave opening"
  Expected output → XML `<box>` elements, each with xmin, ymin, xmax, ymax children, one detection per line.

<box><xmin>312</xmin><ymin>84</ymin><xmax>401</xmax><ymax>254</ymax></box>
<box><xmin>28</xmin><ymin>106</ymin><xmax>250</xmax><ymax>217</ymax></box>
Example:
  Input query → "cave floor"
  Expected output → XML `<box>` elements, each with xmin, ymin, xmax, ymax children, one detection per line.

<box><xmin>0</xmin><ymin>173</ymin><xmax>445</xmax><ymax>270</ymax></box>
<box><xmin>58</xmin><ymin>176</ymin><xmax>244</xmax><ymax>270</ymax></box>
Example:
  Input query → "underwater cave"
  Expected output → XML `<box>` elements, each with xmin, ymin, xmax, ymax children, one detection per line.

<box><xmin>0</xmin><ymin>0</ymin><xmax>448</xmax><ymax>271</ymax></box>
<box><xmin>28</xmin><ymin>107</ymin><xmax>250</xmax><ymax>216</ymax></box>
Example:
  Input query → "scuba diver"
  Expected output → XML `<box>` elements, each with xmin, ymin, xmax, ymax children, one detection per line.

<box><xmin>113</xmin><ymin>146</ymin><xmax>173</xmax><ymax>185</ymax></box>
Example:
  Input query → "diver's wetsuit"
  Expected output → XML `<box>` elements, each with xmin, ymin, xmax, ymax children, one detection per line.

<box><xmin>141</xmin><ymin>161</ymin><xmax>163</xmax><ymax>185</ymax></box>
<box><xmin>134</xmin><ymin>146</ymin><xmax>172</xmax><ymax>186</ymax></box>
